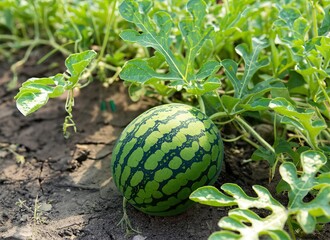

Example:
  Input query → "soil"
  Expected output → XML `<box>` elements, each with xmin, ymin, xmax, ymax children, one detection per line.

<box><xmin>0</xmin><ymin>49</ymin><xmax>329</xmax><ymax>240</ymax></box>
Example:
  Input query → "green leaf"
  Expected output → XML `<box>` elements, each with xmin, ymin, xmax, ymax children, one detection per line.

<box><xmin>221</xmin><ymin>95</ymin><xmax>240</xmax><ymax>114</ymax></box>
<box><xmin>191</xmin><ymin>151</ymin><xmax>330</xmax><ymax>238</ymax></box>
<box><xmin>189</xmin><ymin>185</ymin><xmax>236</xmax><ymax>207</ymax></box>
<box><xmin>273</xmin><ymin>7</ymin><xmax>306</xmax><ymax>61</ymax></box>
<box><xmin>65</xmin><ymin>50</ymin><xmax>97</xmax><ymax>86</ymax></box>
<box><xmin>196</xmin><ymin>61</ymin><xmax>220</xmax><ymax>80</ymax></box>
<box><xmin>119</xmin><ymin>1</ymin><xmax>185</xmax><ymax>80</ymax></box>
<box><xmin>119</xmin><ymin>59</ymin><xmax>180</xmax><ymax>84</ymax></box>
<box><xmin>190</xmin><ymin>184</ymin><xmax>289</xmax><ymax>239</ymax></box>
<box><xmin>15</xmin><ymin>50</ymin><xmax>96</xmax><ymax>116</ymax></box>
<box><xmin>315</xmin><ymin>37</ymin><xmax>330</xmax><ymax>68</ymax></box>
<box><xmin>222</xmin><ymin>38</ymin><xmax>269</xmax><ymax>99</ymax></box>
<box><xmin>269</xmin><ymin>97</ymin><xmax>327</xmax><ymax>149</ymax></box>
<box><xmin>280</xmin><ymin>150</ymin><xmax>330</xmax><ymax>233</ymax></box>
<box><xmin>209</xmin><ymin>230</ymin><xmax>240</xmax><ymax>240</ymax></box>
<box><xmin>119</xmin><ymin>0</ymin><xmax>219</xmax><ymax>95</ymax></box>
<box><xmin>14</xmin><ymin>74</ymin><xmax>66</xmax><ymax>116</ymax></box>
<box><xmin>319</xmin><ymin>7</ymin><xmax>330</xmax><ymax>36</ymax></box>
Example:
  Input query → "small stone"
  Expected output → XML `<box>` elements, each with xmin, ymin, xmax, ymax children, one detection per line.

<box><xmin>20</xmin><ymin>214</ymin><xmax>29</xmax><ymax>222</ymax></box>
<box><xmin>15</xmin><ymin>225</ymin><xmax>33</xmax><ymax>239</ymax></box>
<box><xmin>39</xmin><ymin>202</ymin><xmax>52</xmax><ymax>212</ymax></box>
<box><xmin>132</xmin><ymin>234</ymin><xmax>147</xmax><ymax>240</ymax></box>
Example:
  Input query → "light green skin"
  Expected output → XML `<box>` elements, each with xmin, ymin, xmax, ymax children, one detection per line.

<box><xmin>111</xmin><ymin>103</ymin><xmax>224</xmax><ymax>216</ymax></box>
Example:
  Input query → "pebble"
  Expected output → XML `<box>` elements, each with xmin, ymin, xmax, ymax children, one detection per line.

<box><xmin>132</xmin><ymin>234</ymin><xmax>147</xmax><ymax>240</ymax></box>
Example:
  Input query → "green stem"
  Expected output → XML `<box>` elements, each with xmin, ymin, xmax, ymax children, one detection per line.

<box><xmin>287</xmin><ymin>216</ymin><xmax>297</xmax><ymax>240</ymax></box>
<box><xmin>61</xmin><ymin>0</ymin><xmax>82</xmax><ymax>52</ymax></box>
<box><xmin>118</xmin><ymin>197</ymin><xmax>140</xmax><ymax>235</ymax></box>
<box><xmin>270</xmin><ymin>31</ymin><xmax>279</xmax><ymax>77</ymax></box>
<box><xmin>222</xmin><ymin>134</ymin><xmax>244</xmax><ymax>143</ymax></box>
<box><xmin>317</xmin><ymin>78</ymin><xmax>330</xmax><ymax>108</ymax></box>
<box><xmin>0</xmin><ymin>35</ymin><xmax>72</xmax><ymax>55</ymax></box>
<box><xmin>311</xmin><ymin>0</ymin><xmax>318</xmax><ymax>38</ymax></box>
<box><xmin>198</xmin><ymin>95</ymin><xmax>206</xmax><ymax>114</ymax></box>
<box><xmin>209</xmin><ymin>111</ymin><xmax>230</xmax><ymax>121</ymax></box>
<box><xmin>235</xmin><ymin>116</ymin><xmax>275</xmax><ymax>154</ymax></box>
<box><xmin>223</xmin><ymin>0</ymin><xmax>230</xmax><ymax>14</ymax></box>
<box><xmin>98</xmin><ymin>0</ymin><xmax>117</xmax><ymax>61</ymax></box>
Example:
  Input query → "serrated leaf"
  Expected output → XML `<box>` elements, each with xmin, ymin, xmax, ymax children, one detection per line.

<box><xmin>315</xmin><ymin>37</ymin><xmax>330</xmax><ymax>68</ymax></box>
<box><xmin>273</xmin><ymin>7</ymin><xmax>306</xmax><ymax>60</ymax></box>
<box><xmin>191</xmin><ymin>151</ymin><xmax>330</xmax><ymax>238</ymax></box>
<box><xmin>280</xmin><ymin>150</ymin><xmax>330</xmax><ymax>233</ymax></box>
<box><xmin>269</xmin><ymin>97</ymin><xmax>327</xmax><ymax>149</ymax></box>
<box><xmin>119</xmin><ymin>0</ymin><xmax>219</xmax><ymax>95</ymax></box>
<box><xmin>119</xmin><ymin>0</ymin><xmax>185</xmax><ymax>80</ymax></box>
<box><xmin>221</xmin><ymin>38</ymin><xmax>269</xmax><ymax>99</ymax></box>
<box><xmin>219</xmin><ymin>209</ymin><xmax>291</xmax><ymax>240</ymax></box>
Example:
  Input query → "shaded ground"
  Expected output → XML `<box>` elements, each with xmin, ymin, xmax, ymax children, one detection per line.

<box><xmin>0</xmin><ymin>51</ymin><xmax>329</xmax><ymax>240</ymax></box>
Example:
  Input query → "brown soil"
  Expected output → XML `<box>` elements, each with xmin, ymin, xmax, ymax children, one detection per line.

<box><xmin>0</xmin><ymin>50</ymin><xmax>329</xmax><ymax>240</ymax></box>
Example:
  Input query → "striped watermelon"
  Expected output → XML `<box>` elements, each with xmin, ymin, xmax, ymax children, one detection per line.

<box><xmin>111</xmin><ymin>103</ymin><xmax>223</xmax><ymax>216</ymax></box>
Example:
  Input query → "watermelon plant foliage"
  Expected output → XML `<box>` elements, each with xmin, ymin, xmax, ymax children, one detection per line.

<box><xmin>14</xmin><ymin>50</ymin><xmax>97</xmax><ymax>137</ymax></box>
<box><xmin>119</xmin><ymin>0</ymin><xmax>221</xmax><ymax>96</ymax></box>
<box><xmin>10</xmin><ymin>0</ymin><xmax>330</xmax><ymax>239</ymax></box>
<box><xmin>190</xmin><ymin>150</ymin><xmax>329</xmax><ymax>239</ymax></box>
<box><xmin>116</xmin><ymin>0</ymin><xmax>330</xmax><ymax>238</ymax></box>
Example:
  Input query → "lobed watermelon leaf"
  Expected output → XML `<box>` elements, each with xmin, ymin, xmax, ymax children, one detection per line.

<box><xmin>190</xmin><ymin>184</ymin><xmax>289</xmax><ymax>240</ymax></box>
<box><xmin>269</xmin><ymin>97</ymin><xmax>327</xmax><ymax>150</ymax></box>
<box><xmin>280</xmin><ymin>150</ymin><xmax>330</xmax><ymax>233</ymax></box>
<box><xmin>119</xmin><ymin>0</ymin><xmax>221</xmax><ymax>95</ymax></box>
<box><xmin>221</xmin><ymin>37</ymin><xmax>269</xmax><ymax>99</ymax></box>
<box><xmin>219</xmin><ymin>38</ymin><xmax>285</xmax><ymax>116</ymax></box>
<box><xmin>190</xmin><ymin>150</ymin><xmax>330</xmax><ymax>239</ymax></box>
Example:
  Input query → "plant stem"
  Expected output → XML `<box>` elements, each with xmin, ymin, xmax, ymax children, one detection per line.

<box><xmin>311</xmin><ymin>0</ymin><xmax>318</xmax><ymax>38</ymax></box>
<box><xmin>61</xmin><ymin>0</ymin><xmax>82</xmax><ymax>52</ymax></box>
<box><xmin>209</xmin><ymin>111</ymin><xmax>229</xmax><ymax>121</ymax></box>
<box><xmin>98</xmin><ymin>0</ymin><xmax>117</xmax><ymax>61</ymax></box>
<box><xmin>235</xmin><ymin>115</ymin><xmax>275</xmax><ymax>154</ymax></box>
<box><xmin>118</xmin><ymin>197</ymin><xmax>140</xmax><ymax>235</ymax></box>
<box><xmin>198</xmin><ymin>95</ymin><xmax>206</xmax><ymax>114</ymax></box>
<box><xmin>287</xmin><ymin>216</ymin><xmax>297</xmax><ymax>240</ymax></box>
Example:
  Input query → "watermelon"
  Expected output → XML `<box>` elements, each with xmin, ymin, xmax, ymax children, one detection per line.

<box><xmin>111</xmin><ymin>103</ymin><xmax>223</xmax><ymax>216</ymax></box>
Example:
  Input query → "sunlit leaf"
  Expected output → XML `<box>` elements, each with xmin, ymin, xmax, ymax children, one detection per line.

<box><xmin>119</xmin><ymin>0</ymin><xmax>219</xmax><ymax>95</ymax></box>
<box><xmin>269</xmin><ymin>97</ymin><xmax>327</xmax><ymax>149</ymax></box>
<box><xmin>14</xmin><ymin>74</ymin><xmax>66</xmax><ymax>116</ymax></box>
<box><xmin>15</xmin><ymin>50</ymin><xmax>96</xmax><ymax>116</ymax></box>
<box><xmin>280</xmin><ymin>150</ymin><xmax>330</xmax><ymax>233</ymax></box>
<box><xmin>190</xmin><ymin>184</ymin><xmax>288</xmax><ymax>240</ymax></box>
